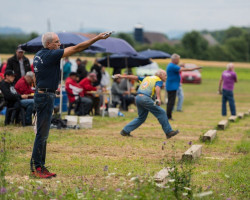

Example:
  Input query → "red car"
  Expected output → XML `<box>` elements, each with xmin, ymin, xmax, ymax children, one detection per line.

<box><xmin>181</xmin><ymin>64</ymin><xmax>202</xmax><ymax>84</ymax></box>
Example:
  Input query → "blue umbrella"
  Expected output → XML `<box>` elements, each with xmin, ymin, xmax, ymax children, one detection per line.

<box><xmin>21</xmin><ymin>32</ymin><xmax>105</xmax><ymax>53</ymax></box>
<box><xmin>98</xmin><ymin>53</ymin><xmax>151</xmax><ymax>68</ymax></box>
<box><xmin>84</xmin><ymin>37</ymin><xmax>137</xmax><ymax>55</ymax></box>
<box><xmin>138</xmin><ymin>49</ymin><xmax>171</xmax><ymax>59</ymax></box>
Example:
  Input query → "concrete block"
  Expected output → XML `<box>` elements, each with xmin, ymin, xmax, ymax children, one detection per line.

<box><xmin>228</xmin><ymin>115</ymin><xmax>238</xmax><ymax>122</ymax></box>
<box><xmin>182</xmin><ymin>145</ymin><xmax>202</xmax><ymax>160</ymax></box>
<box><xmin>217</xmin><ymin>120</ymin><xmax>228</xmax><ymax>130</ymax></box>
<box><xmin>154</xmin><ymin>167</ymin><xmax>172</xmax><ymax>183</ymax></box>
<box><xmin>202</xmin><ymin>130</ymin><xmax>217</xmax><ymax>142</ymax></box>
<box><xmin>65</xmin><ymin>115</ymin><xmax>78</xmax><ymax>126</ymax></box>
<box><xmin>79</xmin><ymin>116</ymin><xmax>93</xmax><ymax>129</ymax></box>
<box><xmin>237</xmin><ymin>112</ymin><xmax>245</xmax><ymax>119</ymax></box>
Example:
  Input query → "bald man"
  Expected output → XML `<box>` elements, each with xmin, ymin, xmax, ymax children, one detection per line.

<box><xmin>115</xmin><ymin>70</ymin><xmax>179</xmax><ymax>139</ymax></box>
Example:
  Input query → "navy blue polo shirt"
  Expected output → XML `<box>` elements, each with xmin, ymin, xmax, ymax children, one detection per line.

<box><xmin>33</xmin><ymin>48</ymin><xmax>64</xmax><ymax>90</ymax></box>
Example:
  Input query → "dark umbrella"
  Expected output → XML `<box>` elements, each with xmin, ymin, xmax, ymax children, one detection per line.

<box><xmin>84</xmin><ymin>37</ymin><xmax>137</xmax><ymax>55</ymax></box>
<box><xmin>98</xmin><ymin>54</ymin><xmax>151</xmax><ymax>68</ymax></box>
<box><xmin>138</xmin><ymin>49</ymin><xmax>171</xmax><ymax>59</ymax></box>
<box><xmin>21</xmin><ymin>32</ymin><xmax>105</xmax><ymax>53</ymax></box>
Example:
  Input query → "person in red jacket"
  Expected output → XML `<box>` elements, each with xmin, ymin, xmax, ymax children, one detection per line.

<box><xmin>65</xmin><ymin>72</ymin><xmax>92</xmax><ymax>116</ymax></box>
<box><xmin>15</xmin><ymin>71</ymin><xmax>35</xmax><ymax>95</ymax></box>
<box><xmin>79</xmin><ymin>73</ymin><xmax>101</xmax><ymax>115</ymax></box>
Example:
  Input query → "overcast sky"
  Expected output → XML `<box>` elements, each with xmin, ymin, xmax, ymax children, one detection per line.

<box><xmin>1</xmin><ymin>0</ymin><xmax>250</xmax><ymax>34</ymax></box>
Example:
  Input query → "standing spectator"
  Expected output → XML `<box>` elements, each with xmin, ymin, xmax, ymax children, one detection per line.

<box><xmin>76</xmin><ymin>58</ymin><xmax>88</xmax><ymax>82</ymax></box>
<box><xmin>6</xmin><ymin>45</ymin><xmax>31</xmax><ymax>83</ymax></box>
<box><xmin>116</xmin><ymin>70</ymin><xmax>179</xmax><ymax>139</ymax></box>
<box><xmin>218</xmin><ymin>63</ymin><xmax>237</xmax><ymax>116</ymax></box>
<box><xmin>176</xmin><ymin>63</ymin><xmax>185</xmax><ymax>112</ymax></box>
<box><xmin>0</xmin><ymin>70</ymin><xmax>34</xmax><ymax>125</ymax></box>
<box><xmin>166</xmin><ymin>54</ymin><xmax>201</xmax><ymax>120</ymax></box>
<box><xmin>65</xmin><ymin>72</ymin><xmax>92</xmax><ymax>116</ymax></box>
<box><xmin>79</xmin><ymin>73</ymin><xmax>101</xmax><ymax>115</ymax></box>
<box><xmin>30</xmin><ymin>31</ymin><xmax>110</xmax><ymax>179</ymax></box>
<box><xmin>15</xmin><ymin>71</ymin><xmax>35</xmax><ymax>95</ymax></box>
<box><xmin>90</xmin><ymin>59</ymin><xmax>102</xmax><ymax>86</ymax></box>
<box><xmin>100</xmin><ymin>66</ymin><xmax>110</xmax><ymax>88</ymax></box>
<box><xmin>63</xmin><ymin>57</ymin><xmax>71</xmax><ymax>80</ymax></box>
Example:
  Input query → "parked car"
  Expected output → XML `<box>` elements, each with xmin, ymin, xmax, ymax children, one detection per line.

<box><xmin>181</xmin><ymin>63</ymin><xmax>202</xmax><ymax>84</ymax></box>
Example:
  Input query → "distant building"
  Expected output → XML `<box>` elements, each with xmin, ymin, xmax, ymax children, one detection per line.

<box><xmin>202</xmin><ymin>33</ymin><xmax>218</xmax><ymax>46</ymax></box>
<box><xmin>134</xmin><ymin>24</ymin><xmax>144</xmax><ymax>43</ymax></box>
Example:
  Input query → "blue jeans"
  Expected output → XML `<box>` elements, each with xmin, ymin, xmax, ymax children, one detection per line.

<box><xmin>176</xmin><ymin>85</ymin><xmax>184</xmax><ymax>111</ymax></box>
<box><xmin>222</xmin><ymin>89</ymin><xmax>236</xmax><ymax>116</ymax></box>
<box><xmin>123</xmin><ymin>95</ymin><xmax>173</xmax><ymax>136</ymax></box>
<box><xmin>20</xmin><ymin>99</ymin><xmax>34</xmax><ymax>125</ymax></box>
<box><xmin>30</xmin><ymin>92</ymin><xmax>55</xmax><ymax>170</ymax></box>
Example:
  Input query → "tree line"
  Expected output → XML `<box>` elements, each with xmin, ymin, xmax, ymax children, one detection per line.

<box><xmin>0</xmin><ymin>27</ymin><xmax>250</xmax><ymax>62</ymax></box>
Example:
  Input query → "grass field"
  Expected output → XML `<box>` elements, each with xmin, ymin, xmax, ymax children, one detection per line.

<box><xmin>0</xmin><ymin>59</ymin><xmax>249</xmax><ymax>200</ymax></box>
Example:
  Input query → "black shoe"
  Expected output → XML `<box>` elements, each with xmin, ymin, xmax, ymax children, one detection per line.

<box><xmin>166</xmin><ymin>130</ymin><xmax>179</xmax><ymax>139</ymax></box>
<box><xmin>168</xmin><ymin>118</ymin><xmax>174</xmax><ymax>121</ymax></box>
<box><xmin>120</xmin><ymin>130</ymin><xmax>132</xmax><ymax>137</ymax></box>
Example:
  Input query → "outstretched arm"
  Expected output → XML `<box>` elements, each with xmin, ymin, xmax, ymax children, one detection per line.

<box><xmin>180</xmin><ymin>66</ymin><xmax>202</xmax><ymax>72</ymax></box>
<box><xmin>113</xmin><ymin>74</ymin><xmax>139</xmax><ymax>81</ymax></box>
<box><xmin>62</xmin><ymin>32</ymin><xmax>110</xmax><ymax>58</ymax></box>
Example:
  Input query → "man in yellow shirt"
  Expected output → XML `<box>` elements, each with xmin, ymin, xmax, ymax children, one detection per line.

<box><xmin>114</xmin><ymin>69</ymin><xmax>179</xmax><ymax>139</ymax></box>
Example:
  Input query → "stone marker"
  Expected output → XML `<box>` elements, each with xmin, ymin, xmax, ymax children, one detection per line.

<box><xmin>217</xmin><ymin>120</ymin><xmax>228</xmax><ymax>130</ymax></box>
<box><xmin>182</xmin><ymin>145</ymin><xmax>202</xmax><ymax>160</ymax></box>
<box><xmin>228</xmin><ymin>115</ymin><xmax>238</xmax><ymax>122</ymax></box>
<box><xmin>237</xmin><ymin>112</ymin><xmax>244</xmax><ymax>119</ymax></box>
<box><xmin>203</xmin><ymin>130</ymin><xmax>217</xmax><ymax>142</ymax></box>
<box><xmin>154</xmin><ymin>167</ymin><xmax>172</xmax><ymax>183</ymax></box>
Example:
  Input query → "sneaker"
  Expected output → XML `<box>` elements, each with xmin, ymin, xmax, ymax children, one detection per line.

<box><xmin>41</xmin><ymin>166</ymin><xmax>57</xmax><ymax>177</ymax></box>
<box><xmin>166</xmin><ymin>130</ymin><xmax>179</xmax><ymax>139</ymax></box>
<box><xmin>31</xmin><ymin>167</ymin><xmax>53</xmax><ymax>179</ymax></box>
<box><xmin>120</xmin><ymin>130</ymin><xmax>132</xmax><ymax>137</ymax></box>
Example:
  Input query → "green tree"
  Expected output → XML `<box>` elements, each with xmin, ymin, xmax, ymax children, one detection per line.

<box><xmin>224</xmin><ymin>37</ymin><xmax>248</xmax><ymax>61</ymax></box>
<box><xmin>116</xmin><ymin>32</ymin><xmax>135</xmax><ymax>47</ymax></box>
<box><xmin>181</xmin><ymin>31</ymin><xmax>208</xmax><ymax>59</ymax></box>
<box><xmin>223</xmin><ymin>26</ymin><xmax>246</xmax><ymax>43</ymax></box>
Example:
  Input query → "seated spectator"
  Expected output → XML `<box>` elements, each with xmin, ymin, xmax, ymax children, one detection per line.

<box><xmin>76</xmin><ymin>58</ymin><xmax>88</xmax><ymax>82</ymax></box>
<box><xmin>65</xmin><ymin>72</ymin><xmax>92</xmax><ymax>116</ymax></box>
<box><xmin>0</xmin><ymin>70</ymin><xmax>34</xmax><ymax>125</ymax></box>
<box><xmin>0</xmin><ymin>73</ymin><xmax>5</xmax><ymax>112</ymax></box>
<box><xmin>63</xmin><ymin>57</ymin><xmax>71</xmax><ymax>80</ymax></box>
<box><xmin>15</xmin><ymin>71</ymin><xmax>35</xmax><ymax>95</ymax></box>
<box><xmin>111</xmin><ymin>77</ymin><xmax>135</xmax><ymax>111</ymax></box>
<box><xmin>79</xmin><ymin>73</ymin><xmax>101</xmax><ymax>115</ymax></box>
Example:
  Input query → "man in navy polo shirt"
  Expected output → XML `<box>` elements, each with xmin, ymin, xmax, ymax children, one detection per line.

<box><xmin>30</xmin><ymin>32</ymin><xmax>111</xmax><ymax>178</ymax></box>
<box><xmin>166</xmin><ymin>54</ymin><xmax>201</xmax><ymax>120</ymax></box>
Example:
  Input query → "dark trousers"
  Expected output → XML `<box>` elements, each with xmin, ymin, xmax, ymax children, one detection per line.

<box><xmin>86</xmin><ymin>95</ymin><xmax>100</xmax><ymax>115</ymax></box>
<box><xmin>30</xmin><ymin>92</ymin><xmax>55</xmax><ymax>170</ymax></box>
<box><xmin>166</xmin><ymin>90</ymin><xmax>177</xmax><ymax>119</ymax></box>
<box><xmin>222</xmin><ymin>89</ymin><xmax>236</xmax><ymax>116</ymax></box>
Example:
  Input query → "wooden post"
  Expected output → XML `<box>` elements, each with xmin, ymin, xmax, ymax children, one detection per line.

<box><xmin>229</xmin><ymin>116</ymin><xmax>238</xmax><ymax>122</ymax></box>
<box><xmin>237</xmin><ymin>112</ymin><xmax>245</xmax><ymax>119</ymax></box>
<box><xmin>217</xmin><ymin>120</ymin><xmax>228</xmax><ymax>130</ymax></box>
<box><xmin>182</xmin><ymin>145</ymin><xmax>202</xmax><ymax>160</ymax></box>
<box><xmin>202</xmin><ymin>130</ymin><xmax>217</xmax><ymax>142</ymax></box>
